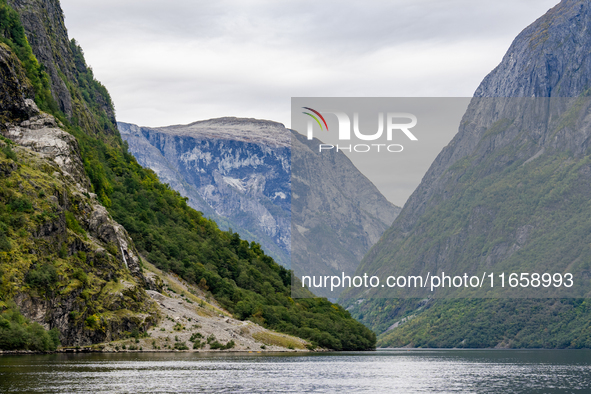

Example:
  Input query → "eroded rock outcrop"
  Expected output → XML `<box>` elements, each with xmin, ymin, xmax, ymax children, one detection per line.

<box><xmin>0</xmin><ymin>43</ymin><xmax>35</xmax><ymax>125</ymax></box>
<box><xmin>0</xmin><ymin>38</ymin><xmax>157</xmax><ymax>346</ymax></box>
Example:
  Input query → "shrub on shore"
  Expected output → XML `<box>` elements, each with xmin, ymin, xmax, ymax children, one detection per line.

<box><xmin>0</xmin><ymin>305</ymin><xmax>60</xmax><ymax>351</ymax></box>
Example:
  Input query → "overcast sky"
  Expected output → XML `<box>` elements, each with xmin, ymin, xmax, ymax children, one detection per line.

<box><xmin>58</xmin><ymin>0</ymin><xmax>559</xmax><ymax>205</ymax></box>
<box><xmin>60</xmin><ymin>0</ymin><xmax>558</xmax><ymax>129</ymax></box>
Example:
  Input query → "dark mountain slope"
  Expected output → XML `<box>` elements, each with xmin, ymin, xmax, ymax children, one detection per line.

<box><xmin>344</xmin><ymin>0</ymin><xmax>591</xmax><ymax>348</ymax></box>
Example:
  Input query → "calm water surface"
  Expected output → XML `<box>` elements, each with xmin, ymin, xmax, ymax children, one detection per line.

<box><xmin>0</xmin><ymin>349</ymin><xmax>590</xmax><ymax>393</ymax></box>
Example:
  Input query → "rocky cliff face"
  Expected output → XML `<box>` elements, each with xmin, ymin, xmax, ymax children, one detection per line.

<box><xmin>6</xmin><ymin>0</ymin><xmax>73</xmax><ymax>116</ymax></box>
<box><xmin>0</xmin><ymin>43</ymin><xmax>158</xmax><ymax>346</ymax></box>
<box><xmin>119</xmin><ymin>119</ymin><xmax>292</xmax><ymax>267</ymax></box>
<box><xmin>6</xmin><ymin>0</ymin><xmax>116</xmax><ymax>134</ymax></box>
<box><xmin>0</xmin><ymin>43</ymin><xmax>36</xmax><ymax>125</ymax></box>
<box><xmin>475</xmin><ymin>0</ymin><xmax>591</xmax><ymax>99</ymax></box>
<box><xmin>119</xmin><ymin>120</ymin><xmax>400</xmax><ymax>294</ymax></box>
<box><xmin>347</xmin><ymin>0</ymin><xmax>591</xmax><ymax>348</ymax></box>
<box><xmin>389</xmin><ymin>0</ymin><xmax>591</xmax><ymax>238</ymax></box>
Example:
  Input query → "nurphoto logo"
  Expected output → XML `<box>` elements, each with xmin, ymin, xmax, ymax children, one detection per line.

<box><xmin>302</xmin><ymin>106</ymin><xmax>418</xmax><ymax>153</ymax></box>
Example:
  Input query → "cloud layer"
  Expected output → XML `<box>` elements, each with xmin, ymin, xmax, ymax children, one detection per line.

<box><xmin>60</xmin><ymin>0</ymin><xmax>558</xmax><ymax>128</ymax></box>
<box><xmin>59</xmin><ymin>1</ymin><xmax>558</xmax><ymax>204</ymax></box>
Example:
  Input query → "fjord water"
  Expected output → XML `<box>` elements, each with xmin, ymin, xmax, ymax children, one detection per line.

<box><xmin>1</xmin><ymin>350</ymin><xmax>590</xmax><ymax>393</ymax></box>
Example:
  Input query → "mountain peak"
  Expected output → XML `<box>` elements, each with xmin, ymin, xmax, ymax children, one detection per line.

<box><xmin>475</xmin><ymin>0</ymin><xmax>591</xmax><ymax>97</ymax></box>
<box><xmin>347</xmin><ymin>0</ymin><xmax>591</xmax><ymax>347</ymax></box>
<box><xmin>125</xmin><ymin>117</ymin><xmax>291</xmax><ymax>148</ymax></box>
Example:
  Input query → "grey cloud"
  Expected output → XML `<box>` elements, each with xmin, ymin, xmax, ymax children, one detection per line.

<box><xmin>64</xmin><ymin>1</ymin><xmax>558</xmax><ymax>51</ymax></box>
<box><xmin>59</xmin><ymin>0</ymin><xmax>559</xmax><ymax>203</ymax></box>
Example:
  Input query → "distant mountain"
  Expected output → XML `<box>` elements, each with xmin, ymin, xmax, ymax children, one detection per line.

<box><xmin>344</xmin><ymin>0</ymin><xmax>591</xmax><ymax>348</ymax></box>
<box><xmin>119</xmin><ymin>121</ymin><xmax>400</xmax><ymax>297</ymax></box>
<box><xmin>118</xmin><ymin>119</ymin><xmax>291</xmax><ymax>267</ymax></box>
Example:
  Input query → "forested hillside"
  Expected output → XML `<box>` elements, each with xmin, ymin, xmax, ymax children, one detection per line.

<box><xmin>0</xmin><ymin>0</ymin><xmax>375</xmax><ymax>351</ymax></box>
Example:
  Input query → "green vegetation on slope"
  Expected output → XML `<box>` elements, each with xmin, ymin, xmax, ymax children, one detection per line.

<box><xmin>357</xmin><ymin>149</ymin><xmax>591</xmax><ymax>284</ymax></box>
<box><xmin>0</xmin><ymin>0</ymin><xmax>375</xmax><ymax>350</ymax></box>
<box><xmin>0</xmin><ymin>302</ymin><xmax>60</xmax><ymax>351</ymax></box>
<box><xmin>0</xmin><ymin>139</ymin><xmax>60</xmax><ymax>352</ymax></box>
<box><xmin>0</xmin><ymin>0</ymin><xmax>57</xmax><ymax>115</ymax></box>
<box><xmin>344</xmin><ymin>105</ymin><xmax>591</xmax><ymax>348</ymax></box>
<box><xmin>75</xmin><ymin>134</ymin><xmax>374</xmax><ymax>350</ymax></box>
<box><xmin>0</xmin><ymin>3</ymin><xmax>161</xmax><ymax>349</ymax></box>
<box><xmin>0</xmin><ymin>136</ymin><xmax>156</xmax><ymax>349</ymax></box>
<box><xmin>375</xmin><ymin>299</ymin><xmax>591</xmax><ymax>349</ymax></box>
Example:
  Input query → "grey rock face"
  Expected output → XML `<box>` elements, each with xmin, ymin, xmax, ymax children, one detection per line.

<box><xmin>7</xmin><ymin>0</ymin><xmax>116</xmax><ymax>128</ymax></box>
<box><xmin>6</xmin><ymin>112</ymin><xmax>90</xmax><ymax>189</ymax></box>
<box><xmin>119</xmin><ymin>119</ymin><xmax>292</xmax><ymax>267</ymax></box>
<box><xmin>119</xmin><ymin>119</ymin><xmax>400</xmax><ymax>297</ymax></box>
<box><xmin>350</xmin><ymin>0</ymin><xmax>591</xmax><ymax>332</ymax></box>
<box><xmin>475</xmin><ymin>0</ymin><xmax>591</xmax><ymax>99</ymax></box>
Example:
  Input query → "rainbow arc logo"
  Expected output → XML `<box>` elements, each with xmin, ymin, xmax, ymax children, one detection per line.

<box><xmin>302</xmin><ymin>107</ymin><xmax>328</xmax><ymax>131</ymax></box>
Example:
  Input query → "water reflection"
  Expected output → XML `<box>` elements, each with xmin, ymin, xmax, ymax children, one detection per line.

<box><xmin>0</xmin><ymin>350</ymin><xmax>590</xmax><ymax>393</ymax></box>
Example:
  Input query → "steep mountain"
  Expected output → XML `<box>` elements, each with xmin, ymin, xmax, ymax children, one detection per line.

<box><xmin>0</xmin><ymin>0</ymin><xmax>375</xmax><ymax>351</ymax></box>
<box><xmin>119</xmin><ymin>120</ymin><xmax>400</xmax><ymax>297</ymax></box>
<box><xmin>118</xmin><ymin>119</ymin><xmax>291</xmax><ymax>268</ymax></box>
<box><xmin>344</xmin><ymin>0</ymin><xmax>591</xmax><ymax>348</ymax></box>
<box><xmin>5</xmin><ymin>0</ymin><xmax>115</xmax><ymax>131</ymax></box>
<box><xmin>0</xmin><ymin>40</ymin><xmax>157</xmax><ymax>348</ymax></box>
